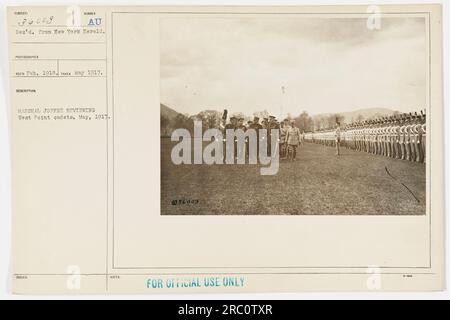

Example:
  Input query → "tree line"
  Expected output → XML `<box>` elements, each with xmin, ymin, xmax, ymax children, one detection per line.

<box><xmin>160</xmin><ymin>109</ymin><xmax>382</xmax><ymax>137</ymax></box>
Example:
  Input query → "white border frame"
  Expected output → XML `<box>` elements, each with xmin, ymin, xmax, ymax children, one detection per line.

<box><xmin>0</xmin><ymin>0</ymin><xmax>448</xmax><ymax>300</ymax></box>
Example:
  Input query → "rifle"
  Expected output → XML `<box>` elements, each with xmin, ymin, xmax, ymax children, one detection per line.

<box><xmin>220</xmin><ymin>109</ymin><xmax>228</xmax><ymax>130</ymax></box>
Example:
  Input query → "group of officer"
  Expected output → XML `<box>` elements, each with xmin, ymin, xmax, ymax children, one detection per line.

<box><xmin>220</xmin><ymin>114</ymin><xmax>305</xmax><ymax>160</ymax></box>
<box><xmin>305</xmin><ymin>111</ymin><xmax>426</xmax><ymax>163</ymax></box>
<box><xmin>221</xmin><ymin>115</ymin><xmax>280</xmax><ymax>159</ymax></box>
<box><xmin>223</xmin><ymin>115</ymin><xmax>280</xmax><ymax>132</ymax></box>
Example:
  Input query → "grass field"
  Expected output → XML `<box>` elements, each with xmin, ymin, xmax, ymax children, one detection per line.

<box><xmin>161</xmin><ymin>138</ymin><xmax>426</xmax><ymax>215</ymax></box>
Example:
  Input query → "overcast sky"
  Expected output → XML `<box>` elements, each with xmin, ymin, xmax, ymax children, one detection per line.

<box><xmin>160</xmin><ymin>17</ymin><xmax>426</xmax><ymax>118</ymax></box>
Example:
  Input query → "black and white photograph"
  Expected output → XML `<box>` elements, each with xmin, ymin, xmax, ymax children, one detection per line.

<box><xmin>2</xmin><ymin>2</ymin><xmax>446</xmax><ymax>296</ymax></box>
<box><xmin>160</xmin><ymin>16</ymin><xmax>427</xmax><ymax>215</ymax></box>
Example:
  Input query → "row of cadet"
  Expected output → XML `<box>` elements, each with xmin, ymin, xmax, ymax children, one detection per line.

<box><xmin>304</xmin><ymin>111</ymin><xmax>426</xmax><ymax>163</ymax></box>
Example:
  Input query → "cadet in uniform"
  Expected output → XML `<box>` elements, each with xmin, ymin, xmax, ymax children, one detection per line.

<box><xmin>300</xmin><ymin>130</ymin><xmax>305</xmax><ymax>147</ymax></box>
<box><xmin>288</xmin><ymin>109</ymin><xmax>426</xmax><ymax>164</ymax></box>
<box><xmin>421</xmin><ymin>111</ymin><xmax>426</xmax><ymax>164</ymax></box>
<box><xmin>392</xmin><ymin>117</ymin><xmax>401</xmax><ymax>159</ymax></box>
<box><xmin>335</xmin><ymin>122</ymin><xmax>341</xmax><ymax>156</ymax></box>
<box><xmin>404</xmin><ymin>114</ymin><xmax>412</xmax><ymax>161</ymax></box>
<box><xmin>382</xmin><ymin>119</ymin><xmax>388</xmax><ymax>157</ymax></box>
<box><xmin>412</xmin><ymin>113</ymin><xmax>422</xmax><ymax>162</ymax></box>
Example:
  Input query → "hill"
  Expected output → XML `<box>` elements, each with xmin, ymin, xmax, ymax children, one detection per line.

<box><xmin>161</xmin><ymin>103</ymin><xmax>181</xmax><ymax>121</ymax></box>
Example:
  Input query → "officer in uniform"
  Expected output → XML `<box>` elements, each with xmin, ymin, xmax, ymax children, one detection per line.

<box><xmin>267</xmin><ymin>115</ymin><xmax>279</xmax><ymax>156</ymax></box>
<box><xmin>234</xmin><ymin>117</ymin><xmax>246</xmax><ymax>160</ymax></box>
<box><xmin>285</xmin><ymin>120</ymin><xmax>301</xmax><ymax>160</ymax></box>
<box><xmin>224</xmin><ymin>116</ymin><xmax>237</xmax><ymax>160</ymax></box>
<box><xmin>237</xmin><ymin>117</ymin><xmax>246</xmax><ymax>130</ymax></box>
<box><xmin>279</xmin><ymin>119</ymin><xmax>290</xmax><ymax>159</ymax></box>
<box><xmin>224</xmin><ymin>116</ymin><xmax>237</xmax><ymax>131</ymax></box>
<box><xmin>262</xmin><ymin>117</ymin><xmax>268</xmax><ymax>129</ymax></box>
<box><xmin>248</xmin><ymin>116</ymin><xmax>263</xmax><ymax>159</ymax></box>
